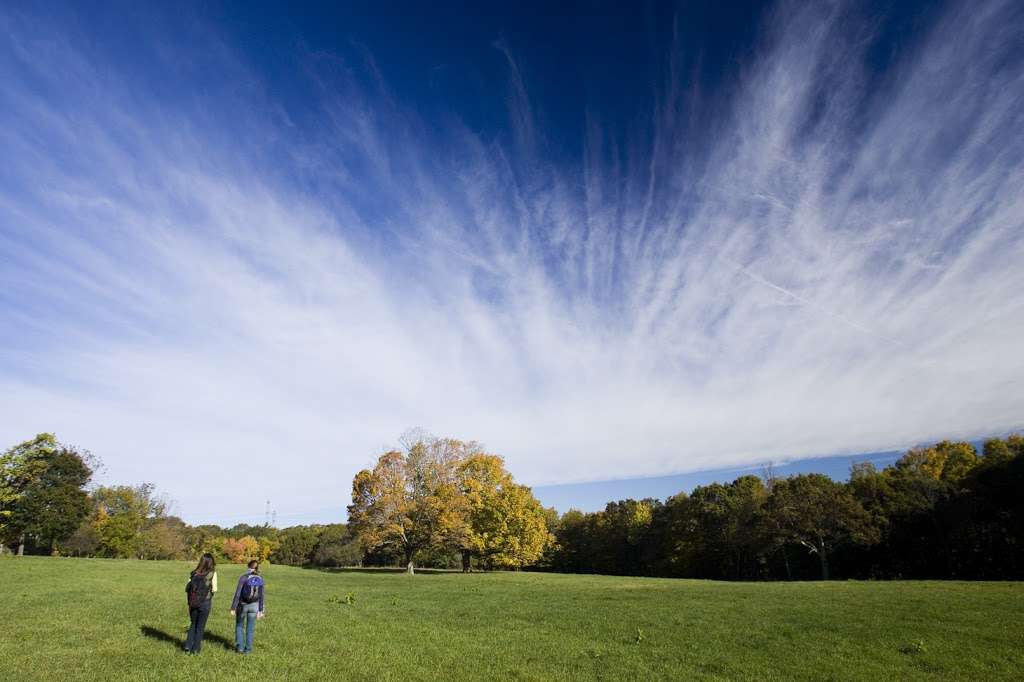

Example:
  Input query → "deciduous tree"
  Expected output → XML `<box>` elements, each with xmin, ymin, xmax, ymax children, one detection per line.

<box><xmin>9</xmin><ymin>447</ymin><xmax>93</xmax><ymax>553</ymax></box>
<box><xmin>272</xmin><ymin>526</ymin><xmax>319</xmax><ymax>565</ymax></box>
<box><xmin>458</xmin><ymin>453</ymin><xmax>551</xmax><ymax>569</ymax></box>
<box><xmin>348</xmin><ymin>435</ymin><xmax>484</xmax><ymax>574</ymax></box>
<box><xmin>766</xmin><ymin>474</ymin><xmax>875</xmax><ymax>580</ymax></box>
<box><xmin>92</xmin><ymin>484</ymin><xmax>167</xmax><ymax>558</ymax></box>
<box><xmin>1</xmin><ymin>434</ymin><xmax>60</xmax><ymax>554</ymax></box>
<box><xmin>2</xmin><ymin>435</ymin><xmax>94</xmax><ymax>554</ymax></box>
<box><xmin>312</xmin><ymin>524</ymin><xmax>360</xmax><ymax>567</ymax></box>
<box><xmin>223</xmin><ymin>535</ymin><xmax>261</xmax><ymax>563</ymax></box>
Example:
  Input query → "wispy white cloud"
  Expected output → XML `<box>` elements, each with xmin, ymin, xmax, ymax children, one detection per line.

<box><xmin>0</xmin><ymin>1</ymin><xmax>1022</xmax><ymax>523</ymax></box>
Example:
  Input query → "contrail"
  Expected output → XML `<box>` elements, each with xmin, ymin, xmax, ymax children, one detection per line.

<box><xmin>725</xmin><ymin>257</ymin><xmax>885</xmax><ymax>340</ymax></box>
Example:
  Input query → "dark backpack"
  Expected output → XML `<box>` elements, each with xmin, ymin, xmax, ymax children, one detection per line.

<box><xmin>187</xmin><ymin>571</ymin><xmax>212</xmax><ymax>608</ymax></box>
<box><xmin>240</xmin><ymin>574</ymin><xmax>263</xmax><ymax>604</ymax></box>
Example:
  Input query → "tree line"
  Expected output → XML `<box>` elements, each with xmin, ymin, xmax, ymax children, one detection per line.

<box><xmin>3</xmin><ymin>431</ymin><xmax>1022</xmax><ymax>580</ymax></box>
<box><xmin>544</xmin><ymin>437</ymin><xmax>1024</xmax><ymax>580</ymax></box>
<box><xmin>0</xmin><ymin>431</ymin><xmax>553</xmax><ymax>573</ymax></box>
<box><xmin>0</xmin><ymin>433</ymin><xmax>359</xmax><ymax>566</ymax></box>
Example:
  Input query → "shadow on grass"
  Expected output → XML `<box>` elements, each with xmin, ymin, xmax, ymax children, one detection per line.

<box><xmin>140</xmin><ymin>625</ymin><xmax>235</xmax><ymax>652</ymax></box>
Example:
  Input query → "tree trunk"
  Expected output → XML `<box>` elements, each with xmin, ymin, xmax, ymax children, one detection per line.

<box><xmin>17</xmin><ymin>534</ymin><xmax>25</xmax><ymax>556</ymax></box>
<box><xmin>404</xmin><ymin>547</ymin><xmax>415</xmax><ymax>575</ymax></box>
<box><xmin>782</xmin><ymin>547</ymin><xmax>792</xmax><ymax>581</ymax></box>
<box><xmin>461</xmin><ymin>550</ymin><xmax>471</xmax><ymax>573</ymax></box>
<box><xmin>405</xmin><ymin>560</ymin><xmax>415</xmax><ymax>575</ymax></box>
<box><xmin>818</xmin><ymin>544</ymin><xmax>830</xmax><ymax>581</ymax></box>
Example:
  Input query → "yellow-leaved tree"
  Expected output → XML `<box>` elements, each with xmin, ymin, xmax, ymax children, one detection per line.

<box><xmin>223</xmin><ymin>535</ymin><xmax>261</xmax><ymax>563</ymax></box>
<box><xmin>348</xmin><ymin>432</ymin><xmax>551</xmax><ymax>573</ymax></box>
<box><xmin>458</xmin><ymin>453</ymin><xmax>551</xmax><ymax>571</ymax></box>
<box><xmin>348</xmin><ymin>434</ymin><xmax>482</xmax><ymax>574</ymax></box>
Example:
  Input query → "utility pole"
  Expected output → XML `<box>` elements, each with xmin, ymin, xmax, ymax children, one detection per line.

<box><xmin>264</xmin><ymin>500</ymin><xmax>271</xmax><ymax>527</ymax></box>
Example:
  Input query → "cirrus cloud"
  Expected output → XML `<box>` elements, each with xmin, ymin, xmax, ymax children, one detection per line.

<box><xmin>0</xmin><ymin>1</ymin><xmax>1021</xmax><ymax>523</ymax></box>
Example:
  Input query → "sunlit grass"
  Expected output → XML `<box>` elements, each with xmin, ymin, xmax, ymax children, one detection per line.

<box><xmin>0</xmin><ymin>556</ymin><xmax>1021</xmax><ymax>680</ymax></box>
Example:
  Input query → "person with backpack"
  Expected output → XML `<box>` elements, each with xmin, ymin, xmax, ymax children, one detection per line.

<box><xmin>184</xmin><ymin>553</ymin><xmax>218</xmax><ymax>654</ymax></box>
<box><xmin>230</xmin><ymin>560</ymin><xmax>265</xmax><ymax>654</ymax></box>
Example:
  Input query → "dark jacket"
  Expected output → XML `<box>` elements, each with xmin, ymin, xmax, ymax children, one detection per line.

<box><xmin>186</xmin><ymin>570</ymin><xmax>216</xmax><ymax>607</ymax></box>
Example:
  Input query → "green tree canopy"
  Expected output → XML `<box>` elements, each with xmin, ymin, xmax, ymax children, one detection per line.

<box><xmin>2</xmin><ymin>434</ymin><xmax>94</xmax><ymax>554</ymax></box>
<box><xmin>272</xmin><ymin>526</ymin><xmax>320</xmax><ymax>565</ymax></box>
<box><xmin>766</xmin><ymin>474</ymin><xmax>876</xmax><ymax>580</ymax></box>
<box><xmin>91</xmin><ymin>483</ymin><xmax>168</xmax><ymax>558</ymax></box>
<box><xmin>9</xmin><ymin>447</ymin><xmax>93</xmax><ymax>552</ymax></box>
<box><xmin>1</xmin><ymin>434</ymin><xmax>60</xmax><ymax>547</ymax></box>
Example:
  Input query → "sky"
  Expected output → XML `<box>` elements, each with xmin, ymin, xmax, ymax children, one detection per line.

<box><xmin>1</xmin><ymin>1</ymin><xmax>1022</xmax><ymax>526</ymax></box>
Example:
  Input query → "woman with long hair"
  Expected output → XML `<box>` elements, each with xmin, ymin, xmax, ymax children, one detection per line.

<box><xmin>184</xmin><ymin>553</ymin><xmax>218</xmax><ymax>654</ymax></box>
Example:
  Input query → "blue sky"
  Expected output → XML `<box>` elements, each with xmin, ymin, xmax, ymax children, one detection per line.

<box><xmin>1</xmin><ymin>1</ymin><xmax>1022</xmax><ymax>526</ymax></box>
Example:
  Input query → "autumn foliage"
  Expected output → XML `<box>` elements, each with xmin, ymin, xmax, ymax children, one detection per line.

<box><xmin>348</xmin><ymin>434</ymin><xmax>552</xmax><ymax>573</ymax></box>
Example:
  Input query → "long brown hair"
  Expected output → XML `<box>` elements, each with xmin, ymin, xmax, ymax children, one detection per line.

<box><xmin>194</xmin><ymin>553</ymin><xmax>216</xmax><ymax>575</ymax></box>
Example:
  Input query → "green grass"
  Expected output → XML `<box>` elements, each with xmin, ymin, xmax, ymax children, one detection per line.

<box><xmin>1</xmin><ymin>556</ymin><xmax>1022</xmax><ymax>681</ymax></box>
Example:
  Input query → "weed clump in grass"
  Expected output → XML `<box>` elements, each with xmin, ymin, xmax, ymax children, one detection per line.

<box><xmin>635</xmin><ymin>627</ymin><xmax>645</xmax><ymax>645</ymax></box>
<box><xmin>328</xmin><ymin>592</ymin><xmax>356</xmax><ymax>606</ymax></box>
<box><xmin>898</xmin><ymin>639</ymin><xmax>926</xmax><ymax>655</ymax></box>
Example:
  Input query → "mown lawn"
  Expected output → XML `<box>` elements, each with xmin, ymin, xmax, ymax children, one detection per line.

<box><xmin>0</xmin><ymin>556</ymin><xmax>1021</xmax><ymax>681</ymax></box>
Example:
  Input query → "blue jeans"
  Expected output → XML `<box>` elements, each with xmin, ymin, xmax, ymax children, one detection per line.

<box><xmin>185</xmin><ymin>601</ymin><xmax>211</xmax><ymax>653</ymax></box>
<box><xmin>235</xmin><ymin>602</ymin><xmax>259</xmax><ymax>652</ymax></box>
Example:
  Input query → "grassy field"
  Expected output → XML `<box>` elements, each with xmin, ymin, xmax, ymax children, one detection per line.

<box><xmin>0</xmin><ymin>557</ymin><xmax>1021</xmax><ymax>681</ymax></box>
